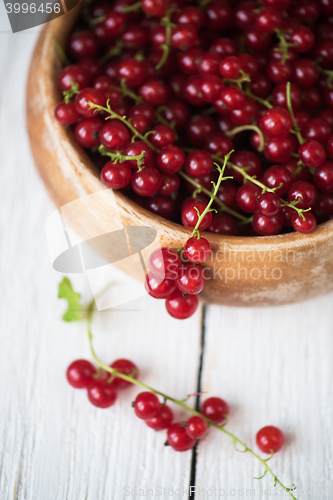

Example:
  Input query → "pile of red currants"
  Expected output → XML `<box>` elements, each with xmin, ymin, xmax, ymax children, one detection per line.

<box><xmin>66</xmin><ymin>358</ymin><xmax>285</xmax><ymax>454</ymax></box>
<box><xmin>54</xmin><ymin>0</ymin><xmax>333</xmax><ymax>319</ymax></box>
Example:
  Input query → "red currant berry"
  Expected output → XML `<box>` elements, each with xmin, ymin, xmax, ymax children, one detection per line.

<box><xmin>165</xmin><ymin>289</ymin><xmax>199</xmax><ymax>320</ymax></box>
<box><xmin>149</xmin><ymin>125</ymin><xmax>176</xmax><ymax>149</ymax></box>
<box><xmin>134</xmin><ymin>392</ymin><xmax>161</xmax><ymax>420</ymax></box>
<box><xmin>74</xmin><ymin>88</ymin><xmax>106</xmax><ymax>118</ymax></box>
<box><xmin>66</xmin><ymin>359</ymin><xmax>96</xmax><ymax>388</ymax></box>
<box><xmin>262</xmin><ymin>165</ymin><xmax>293</xmax><ymax>195</ymax></box>
<box><xmin>110</xmin><ymin>359</ymin><xmax>139</xmax><ymax>388</ymax></box>
<box><xmin>272</xmin><ymin>83</ymin><xmax>301</xmax><ymax>111</ymax></box>
<box><xmin>184</xmin><ymin>150</ymin><xmax>213</xmax><ymax>177</ymax></box>
<box><xmin>58</xmin><ymin>64</ymin><xmax>90</xmax><ymax>92</ymax></box>
<box><xmin>313</xmin><ymin>161</ymin><xmax>333</xmax><ymax>192</ymax></box>
<box><xmin>288</xmin><ymin>181</ymin><xmax>317</xmax><ymax>209</ymax></box>
<box><xmin>181</xmin><ymin>201</ymin><xmax>212</xmax><ymax>230</ymax></box>
<box><xmin>118</xmin><ymin>58</ymin><xmax>147</xmax><ymax>87</ymax></box>
<box><xmin>100</xmin><ymin>120</ymin><xmax>130</xmax><ymax>151</ymax></box>
<box><xmin>220</xmin><ymin>55</ymin><xmax>241</xmax><ymax>79</ymax></box>
<box><xmin>149</xmin><ymin>247</ymin><xmax>181</xmax><ymax>280</ymax></box>
<box><xmin>138</xmin><ymin>80</ymin><xmax>170</xmax><ymax>106</ymax></box>
<box><xmin>229</xmin><ymin>97</ymin><xmax>257</xmax><ymax>125</ymax></box>
<box><xmin>68</xmin><ymin>31</ymin><xmax>98</xmax><ymax>60</ymax></box>
<box><xmin>177</xmin><ymin>264</ymin><xmax>205</xmax><ymax>295</ymax></box>
<box><xmin>220</xmin><ymin>86</ymin><xmax>245</xmax><ymax>110</ymax></box>
<box><xmin>129</xmin><ymin>102</ymin><xmax>156</xmax><ymax>125</ymax></box>
<box><xmin>157</xmin><ymin>146</ymin><xmax>185</xmax><ymax>174</ymax></box>
<box><xmin>264</xmin><ymin>135</ymin><xmax>296</xmax><ymax>163</ymax></box>
<box><xmin>255</xmin><ymin>7</ymin><xmax>282</xmax><ymax>34</ymax></box>
<box><xmin>167</xmin><ymin>423</ymin><xmax>196</xmax><ymax>451</ymax></box>
<box><xmin>158</xmin><ymin>172</ymin><xmax>180</xmax><ymax>196</ymax></box>
<box><xmin>301</xmin><ymin>117</ymin><xmax>332</xmax><ymax>144</ymax></box>
<box><xmin>260</xmin><ymin>107</ymin><xmax>292</xmax><ymax>139</ymax></box>
<box><xmin>101</xmin><ymin>161</ymin><xmax>131</xmax><ymax>189</ymax></box>
<box><xmin>257</xmin><ymin>192</ymin><xmax>281</xmax><ymax>217</ymax></box>
<box><xmin>161</xmin><ymin>100</ymin><xmax>190</xmax><ymax>131</ymax></box>
<box><xmin>208</xmin><ymin>213</ymin><xmax>238</xmax><ymax>235</ymax></box>
<box><xmin>298</xmin><ymin>140</ymin><xmax>326</xmax><ymax>168</ymax></box>
<box><xmin>230</xmin><ymin>151</ymin><xmax>262</xmax><ymax>182</ymax></box>
<box><xmin>124</xmin><ymin>142</ymin><xmax>152</xmax><ymax>169</ymax></box>
<box><xmin>184</xmin><ymin>236</ymin><xmax>211</xmax><ymax>264</ymax></box>
<box><xmin>146</xmin><ymin>405</ymin><xmax>174</xmax><ymax>430</ymax></box>
<box><xmin>201</xmin><ymin>76</ymin><xmax>224</xmax><ymax>103</ymax></box>
<box><xmin>171</xmin><ymin>25</ymin><xmax>198</xmax><ymax>50</ymax></box>
<box><xmin>236</xmin><ymin>183</ymin><xmax>262</xmax><ymax>213</ymax></box>
<box><xmin>267</xmin><ymin>59</ymin><xmax>292</xmax><ymax>84</ymax></box>
<box><xmin>145</xmin><ymin>195</ymin><xmax>175</xmax><ymax>219</ymax></box>
<box><xmin>183</xmin><ymin>76</ymin><xmax>206</xmax><ymax>107</ymax></box>
<box><xmin>145</xmin><ymin>272</ymin><xmax>177</xmax><ymax>299</ymax></box>
<box><xmin>131</xmin><ymin>167</ymin><xmax>162</xmax><ymax>197</ymax></box>
<box><xmin>292</xmin><ymin>58</ymin><xmax>319</xmax><ymax>89</ymax></box>
<box><xmin>74</xmin><ymin>117</ymin><xmax>102</xmax><ymax>148</ymax></box>
<box><xmin>204</xmin><ymin>0</ymin><xmax>232</xmax><ymax>32</ymax></box>
<box><xmin>141</xmin><ymin>0</ymin><xmax>167</xmax><ymax>17</ymax></box>
<box><xmin>291</xmin><ymin>26</ymin><xmax>315</xmax><ymax>53</ymax></box>
<box><xmin>175</xmin><ymin>6</ymin><xmax>205</xmax><ymax>30</ymax></box>
<box><xmin>210</xmin><ymin>37</ymin><xmax>237</xmax><ymax>57</ymax></box>
<box><xmin>87</xmin><ymin>379</ymin><xmax>118</xmax><ymax>408</ymax></box>
<box><xmin>55</xmin><ymin>102</ymin><xmax>80</xmax><ymax>125</ymax></box>
<box><xmin>201</xmin><ymin>397</ymin><xmax>229</xmax><ymax>424</ymax></box>
<box><xmin>253</xmin><ymin>211</ymin><xmax>284</xmax><ymax>235</ymax></box>
<box><xmin>256</xmin><ymin>426</ymin><xmax>285</xmax><ymax>454</ymax></box>
<box><xmin>186</xmin><ymin>416</ymin><xmax>207</xmax><ymax>440</ymax></box>
<box><xmin>187</xmin><ymin>116</ymin><xmax>217</xmax><ymax>146</ymax></box>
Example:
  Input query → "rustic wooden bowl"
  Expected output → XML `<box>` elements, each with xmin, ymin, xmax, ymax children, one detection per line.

<box><xmin>26</xmin><ymin>6</ymin><xmax>333</xmax><ymax>307</ymax></box>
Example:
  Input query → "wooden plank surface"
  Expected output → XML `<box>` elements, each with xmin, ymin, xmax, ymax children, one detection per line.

<box><xmin>1</xmin><ymin>7</ymin><xmax>333</xmax><ymax>500</ymax></box>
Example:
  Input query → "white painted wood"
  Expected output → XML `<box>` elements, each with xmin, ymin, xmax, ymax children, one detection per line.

<box><xmin>196</xmin><ymin>299</ymin><xmax>333</xmax><ymax>499</ymax></box>
<box><xmin>0</xmin><ymin>21</ymin><xmax>202</xmax><ymax>499</ymax></box>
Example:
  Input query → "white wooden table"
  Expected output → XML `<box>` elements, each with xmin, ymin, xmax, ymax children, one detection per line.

<box><xmin>1</xmin><ymin>9</ymin><xmax>333</xmax><ymax>499</ymax></box>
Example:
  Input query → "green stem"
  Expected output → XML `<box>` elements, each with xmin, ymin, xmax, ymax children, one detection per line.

<box><xmin>98</xmin><ymin>145</ymin><xmax>146</xmax><ymax>168</ymax></box>
<box><xmin>156</xmin><ymin>9</ymin><xmax>174</xmax><ymax>71</ymax></box>
<box><xmin>226</xmin><ymin>124</ymin><xmax>265</xmax><ymax>152</ymax></box>
<box><xmin>286</xmin><ymin>82</ymin><xmax>304</xmax><ymax>145</ymax></box>
<box><xmin>62</xmin><ymin>80</ymin><xmax>80</xmax><ymax>104</ymax></box>
<box><xmin>178</xmin><ymin>170</ymin><xmax>248</xmax><ymax>222</ymax></box>
<box><xmin>99</xmin><ymin>40</ymin><xmax>124</xmax><ymax>65</ymax></box>
<box><xmin>52</xmin><ymin>34</ymin><xmax>70</xmax><ymax>66</ymax></box>
<box><xmin>87</xmin><ymin>100</ymin><xmax>159</xmax><ymax>153</ymax></box>
<box><xmin>115</xmin><ymin>79</ymin><xmax>143</xmax><ymax>104</ymax></box>
<box><xmin>84</xmin><ymin>301</ymin><xmax>296</xmax><ymax>500</ymax></box>
<box><xmin>122</xmin><ymin>0</ymin><xmax>141</xmax><ymax>12</ymax></box>
<box><xmin>190</xmin><ymin>152</ymin><xmax>234</xmax><ymax>237</ymax></box>
<box><xmin>274</xmin><ymin>29</ymin><xmax>297</xmax><ymax>65</ymax></box>
<box><xmin>243</xmin><ymin>87</ymin><xmax>272</xmax><ymax>109</ymax></box>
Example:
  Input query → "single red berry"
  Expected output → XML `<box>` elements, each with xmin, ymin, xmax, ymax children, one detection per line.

<box><xmin>229</xmin><ymin>97</ymin><xmax>257</xmax><ymax>125</ymax></box>
<box><xmin>129</xmin><ymin>102</ymin><xmax>156</xmax><ymax>125</ymax></box>
<box><xmin>141</xmin><ymin>0</ymin><xmax>167</xmax><ymax>17</ymax></box>
<box><xmin>267</xmin><ymin>59</ymin><xmax>292</xmax><ymax>84</ymax></box>
<box><xmin>161</xmin><ymin>100</ymin><xmax>190</xmax><ymax>131</ymax></box>
<box><xmin>171</xmin><ymin>25</ymin><xmax>198</xmax><ymax>50</ymax></box>
<box><xmin>220</xmin><ymin>86</ymin><xmax>245</xmax><ymax>110</ymax></box>
<box><xmin>138</xmin><ymin>80</ymin><xmax>170</xmax><ymax>106</ymax></box>
<box><xmin>292</xmin><ymin>58</ymin><xmax>319</xmax><ymax>89</ymax></box>
<box><xmin>298</xmin><ymin>140</ymin><xmax>326</xmax><ymax>168</ymax></box>
<box><xmin>184</xmin><ymin>150</ymin><xmax>213</xmax><ymax>177</ymax></box>
<box><xmin>181</xmin><ymin>201</ymin><xmax>212</xmax><ymax>230</ymax></box>
<box><xmin>204</xmin><ymin>0</ymin><xmax>232</xmax><ymax>32</ymax></box>
<box><xmin>257</xmin><ymin>192</ymin><xmax>281</xmax><ymax>217</ymax></box>
<box><xmin>177</xmin><ymin>264</ymin><xmax>205</xmax><ymax>295</ymax></box>
<box><xmin>313</xmin><ymin>161</ymin><xmax>333</xmax><ymax>192</ymax></box>
<box><xmin>187</xmin><ymin>116</ymin><xmax>218</xmax><ymax>146</ymax></box>
<box><xmin>100</xmin><ymin>120</ymin><xmax>130</xmax><ymax>151</ymax></box>
<box><xmin>134</xmin><ymin>392</ymin><xmax>161</xmax><ymax>420</ymax></box>
<box><xmin>149</xmin><ymin>125</ymin><xmax>176</xmax><ymax>149</ymax></box>
<box><xmin>130</xmin><ymin>114</ymin><xmax>149</xmax><ymax>135</ymax></box>
<box><xmin>66</xmin><ymin>359</ymin><xmax>96</xmax><ymax>389</ymax></box>
<box><xmin>101</xmin><ymin>161</ymin><xmax>131</xmax><ymax>190</ymax></box>
<box><xmin>118</xmin><ymin>58</ymin><xmax>147</xmax><ymax>87</ymax></box>
<box><xmin>210</xmin><ymin>37</ymin><xmax>237</xmax><ymax>58</ymax></box>
<box><xmin>255</xmin><ymin>7</ymin><xmax>282</xmax><ymax>33</ymax></box>
<box><xmin>204</xmin><ymin>133</ymin><xmax>233</xmax><ymax>158</ymax></box>
<box><xmin>272</xmin><ymin>83</ymin><xmax>301</xmax><ymax>111</ymax></box>
<box><xmin>262</xmin><ymin>165</ymin><xmax>293</xmax><ymax>195</ymax></box>
<box><xmin>186</xmin><ymin>416</ymin><xmax>207</xmax><ymax>440</ymax></box>
<box><xmin>256</xmin><ymin>426</ymin><xmax>285</xmax><ymax>454</ymax></box>
<box><xmin>124</xmin><ymin>142</ymin><xmax>152</xmax><ymax>169</ymax></box>
<box><xmin>236</xmin><ymin>183</ymin><xmax>262</xmax><ymax>213</ymax></box>
<box><xmin>131</xmin><ymin>167</ymin><xmax>162</xmax><ymax>197</ymax></box>
<box><xmin>146</xmin><ymin>405</ymin><xmax>174</xmax><ymax>430</ymax></box>
<box><xmin>198</xmin><ymin>52</ymin><xmax>222</xmax><ymax>77</ymax></box>
<box><xmin>145</xmin><ymin>195</ymin><xmax>175</xmax><ymax>220</ymax></box>
<box><xmin>201</xmin><ymin>76</ymin><xmax>224</xmax><ymax>103</ymax></box>
<box><xmin>157</xmin><ymin>146</ymin><xmax>185</xmax><ymax>174</ymax></box>
<box><xmin>74</xmin><ymin>117</ymin><xmax>102</xmax><ymax>148</ymax></box>
<box><xmin>149</xmin><ymin>247</ymin><xmax>181</xmax><ymax>280</ymax></box>
<box><xmin>301</xmin><ymin>117</ymin><xmax>332</xmax><ymax>144</ymax></box>
<box><xmin>290</xmin><ymin>26</ymin><xmax>315</xmax><ymax>53</ymax></box>
<box><xmin>145</xmin><ymin>272</ymin><xmax>177</xmax><ymax>299</ymax></box>
<box><xmin>167</xmin><ymin>423</ymin><xmax>196</xmax><ymax>451</ymax></box>
<box><xmin>122</xmin><ymin>24</ymin><xmax>149</xmax><ymax>50</ymax></box>
<box><xmin>68</xmin><ymin>31</ymin><xmax>98</xmax><ymax>60</ymax></box>
<box><xmin>183</xmin><ymin>76</ymin><xmax>206</xmax><ymax>107</ymax></box>
<box><xmin>252</xmin><ymin>211</ymin><xmax>284</xmax><ymax>235</ymax></box>
<box><xmin>55</xmin><ymin>102</ymin><xmax>80</xmax><ymax>125</ymax></box>
<box><xmin>87</xmin><ymin>379</ymin><xmax>118</xmax><ymax>408</ymax></box>
<box><xmin>230</xmin><ymin>151</ymin><xmax>262</xmax><ymax>182</ymax></box>
<box><xmin>184</xmin><ymin>236</ymin><xmax>211</xmax><ymax>264</ymax></box>
<box><xmin>201</xmin><ymin>397</ymin><xmax>229</xmax><ymax>424</ymax></box>
<box><xmin>58</xmin><ymin>64</ymin><xmax>90</xmax><ymax>92</ymax></box>
<box><xmin>74</xmin><ymin>87</ymin><xmax>106</xmax><ymax>118</ymax></box>
<box><xmin>260</xmin><ymin>107</ymin><xmax>292</xmax><ymax>139</ymax></box>
<box><xmin>216</xmin><ymin>180</ymin><xmax>239</xmax><ymax>211</ymax></box>
<box><xmin>158</xmin><ymin>172</ymin><xmax>180</xmax><ymax>196</ymax></box>
<box><xmin>208</xmin><ymin>213</ymin><xmax>238</xmax><ymax>235</ymax></box>
<box><xmin>264</xmin><ymin>135</ymin><xmax>296</xmax><ymax>163</ymax></box>
<box><xmin>291</xmin><ymin>211</ymin><xmax>317</xmax><ymax>233</ymax></box>
<box><xmin>220</xmin><ymin>55</ymin><xmax>242</xmax><ymax>79</ymax></box>
<box><xmin>165</xmin><ymin>289</ymin><xmax>199</xmax><ymax>320</ymax></box>
<box><xmin>110</xmin><ymin>359</ymin><xmax>139</xmax><ymax>388</ymax></box>
<box><xmin>288</xmin><ymin>181</ymin><xmax>317</xmax><ymax>209</ymax></box>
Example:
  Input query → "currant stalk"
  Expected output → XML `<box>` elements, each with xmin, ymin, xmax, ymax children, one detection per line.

<box><xmin>286</xmin><ymin>82</ymin><xmax>304</xmax><ymax>145</ymax></box>
<box><xmin>98</xmin><ymin>144</ymin><xmax>146</xmax><ymax>168</ymax></box>
<box><xmin>156</xmin><ymin>8</ymin><xmax>174</xmax><ymax>71</ymax></box>
<box><xmin>115</xmin><ymin>79</ymin><xmax>143</xmax><ymax>104</ymax></box>
<box><xmin>71</xmin><ymin>287</ymin><xmax>297</xmax><ymax>500</ymax></box>
<box><xmin>63</xmin><ymin>80</ymin><xmax>80</xmax><ymax>103</ymax></box>
<box><xmin>88</xmin><ymin>99</ymin><xmax>159</xmax><ymax>152</ymax></box>
<box><xmin>243</xmin><ymin>87</ymin><xmax>273</xmax><ymax>109</ymax></box>
<box><xmin>274</xmin><ymin>29</ymin><xmax>297</xmax><ymax>64</ymax></box>
<box><xmin>225</xmin><ymin>125</ymin><xmax>265</xmax><ymax>152</ymax></box>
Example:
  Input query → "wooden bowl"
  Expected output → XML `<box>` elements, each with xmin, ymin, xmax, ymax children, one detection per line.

<box><xmin>26</xmin><ymin>7</ymin><xmax>333</xmax><ymax>307</ymax></box>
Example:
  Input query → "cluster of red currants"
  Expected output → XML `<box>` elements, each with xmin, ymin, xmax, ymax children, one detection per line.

<box><xmin>54</xmin><ymin>0</ymin><xmax>333</xmax><ymax>241</ymax></box>
<box><xmin>66</xmin><ymin>358</ymin><xmax>285</xmax><ymax>454</ymax></box>
<box><xmin>66</xmin><ymin>358</ymin><xmax>139</xmax><ymax>407</ymax></box>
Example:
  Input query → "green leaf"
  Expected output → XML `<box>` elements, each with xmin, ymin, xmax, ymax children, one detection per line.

<box><xmin>58</xmin><ymin>277</ymin><xmax>83</xmax><ymax>322</ymax></box>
